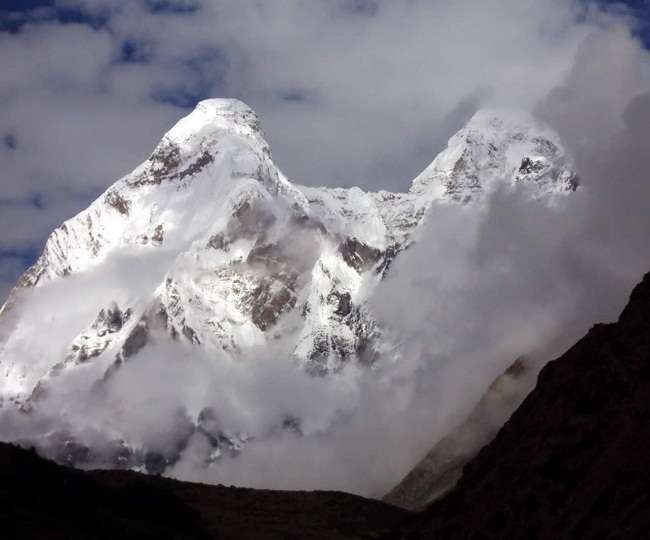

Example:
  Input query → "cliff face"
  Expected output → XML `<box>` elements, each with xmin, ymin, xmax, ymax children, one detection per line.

<box><xmin>393</xmin><ymin>272</ymin><xmax>650</xmax><ymax>539</ymax></box>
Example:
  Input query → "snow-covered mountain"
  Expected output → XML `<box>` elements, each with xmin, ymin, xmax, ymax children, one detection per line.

<box><xmin>0</xmin><ymin>99</ymin><xmax>576</xmax><ymax>475</ymax></box>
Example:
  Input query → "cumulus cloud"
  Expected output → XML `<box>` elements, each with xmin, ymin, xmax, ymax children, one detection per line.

<box><xmin>1</xmin><ymin>0</ymin><xmax>650</xmax><ymax>497</ymax></box>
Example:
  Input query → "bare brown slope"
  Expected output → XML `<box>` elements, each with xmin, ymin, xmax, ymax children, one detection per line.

<box><xmin>0</xmin><ymin>441</ymin><xmax>409</xmax><ymax>540</ymax></box>
<box><xmin>391</xmin><ymin>272</ymin><xmax>650</xmax><ymax>539</ymax></box>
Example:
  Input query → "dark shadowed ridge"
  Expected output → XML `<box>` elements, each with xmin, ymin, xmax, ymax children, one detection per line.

<box><xmin>390</xmin><ymin>271</ymin><xmax>650</xmax><ymax>539</ymax></box>
<box><xmin>383</xmin><ymin>357</ymin><xmax>535</xmax><ymax>511</ymax></box>
<box><xmin>0</xmin><ymin>441</ymin><xmax>410</xmax><ymax>540</ymax></box>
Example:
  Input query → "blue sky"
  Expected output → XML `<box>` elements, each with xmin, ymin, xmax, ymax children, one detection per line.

<box><xmin>0</xmin><ymin>0</ymin><xmax>650</xmax><ymax>44</ymax></box>
<box><xmin>602</xmin><ymin>0</ymin><xmax>650</xmax><ymax>44</ymax></box>
<box><xmin>1</xmin><ymin>0</ymin><xmax>649</xmax><ymax>301</ymax></box>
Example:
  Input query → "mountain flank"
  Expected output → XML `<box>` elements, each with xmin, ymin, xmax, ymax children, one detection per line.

<box><xmin>391</xmin><ymin>271</ymin><xmax>650</xmax><ymax>539</ymax></box>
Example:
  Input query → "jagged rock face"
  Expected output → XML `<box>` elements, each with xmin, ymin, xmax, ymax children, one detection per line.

<box><xmin>0</xmin><ymin>99</ymin><xmax>575</xmax><ymax>471</ymax></box>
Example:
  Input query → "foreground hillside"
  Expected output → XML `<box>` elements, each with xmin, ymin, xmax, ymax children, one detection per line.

<box><xmin>0</xmin><ymin>441</ymin><xmax>409</xmax><ymax>540</ymax></box>
<box><xmin>393</xmin><ymin>271</ymin><xmax>650</xmax><ymax>539</ymax></box>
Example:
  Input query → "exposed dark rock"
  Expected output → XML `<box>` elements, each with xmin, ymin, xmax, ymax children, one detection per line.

<box><xmin>376</xmin><ymin>244</ymin><xmax>402</xmax><ymax>278</ymax></box>
<box><xmin>70</xmin><ymin>342</ymin><xmax>107</xmax><ymax>363</ymax></box>
<box><xmin>94</xmin><ymin>304</ymin><xmax>132</xmax><ymax>336</ymax></box>
<box><xmin>3</xmin><ymin>252</ymin><xmax>53</xmax><ymax>315</ymax></box>
<box><xmin>104</xmin><ymin>190</ymin><xmax>131</xmax><ymax>215</ymax></box>
<box><xmin>532</xmin><ymin>136</ymin><xmax>559</xmax><ymax>156</ymax></box>
<box><xmin>246</xmin><ymin>242</ymin><xmax>288</xmax><ymax>274</ymax></box>
<box><xmin>59</xmin><ymin>304</ymin><xmax>133</xmax><ymax>366</ymax></box>
<box><xmin>332</xmin><ymin>291</ymin><xmax>352</xmax><ymax>317</ymax></box>
<box><xmin>121</xmin><ymin>319</ymin><xmax>149</xmax><ymax>359</ymax></box>
<box><xmin>129</xmin><ymin>141</ymin><xmax>182</xmax><ymax>186</ymax></box>
<box><xmin>233</xmin><ymin>200</ymin><xmax>251</xmax><ymax>219</ymax></box>
<box><xmin>282</xmin><ymin>416</ymin><xmax>302</xmax><ymax>435</ymax></box>
<box><xmin>196</xmin><ymin>408</ymin><xmax>244</xmax><ymax>459</ymax></box>
<box><xmin>392</xmin><ymin>272</ymin><xmax>650</xmax><ymax>539</ymax></box>
<box><xmin>14</xmin><ymin>258</ymin><xmax>47</xmax><ymax>289</ymax></box>
<box><xmin>177</xmin><ymin>151</ymin><xmax>215</xmax><ymax>180</ymax></box>
<box><xmin>504</xmin><ymin>356</ymin><xmax>527</xmax><ymax>377</ymax></box>
<box><xmin>304</xmin><ymin>336</ymin><xmax>334</xmax><ymax>377</ymax></box>
<box><xmin>152</xmin><ymin>224</ymin><xmax>164</xmax><ymax>245</ymax></box>
<box><xmin>150</xmin><ymin>142</ymin><xmax>182</xmax><ymax>182</ymax></box>
<box><xmin>329</xmin><ymin>335</ymin><xmax>353</xmax><ymax>360</ymax></box>
<box><xmin>453</xmin><ymin>156</ymin><xmax>467</xmax><ymax>174</ymax></box>
<box><xmin>302</xmin><ymin>297</ymin><xmax>379</xmax><ymax>374</ymax></box>
<box><xmin>567</xmin><ymin>173</ymin><xmax>580</xmax><ymax>191</ymax></box>
<box><xmin>207</xmin><ymin>233</ymin><xmax>228</xmax><ymax>251</ymax></box>
<box><xmin>85</xmin><ymin>214</ymin><xmax>102</xmax><ymax>256</ymax></box>
<box><xmin>229</xmin><ymin>199</ymin><xmax>277</xmax><ymax>239</ymax></box>
<box><xmin>339</xmin><ymin>237</ymin><xmax>382</xmax><ymax>272</ymax></box>
<box><xmin>518</xmin><ymin>156</ymin><xmax>545</xmax><ymax>175</ymax></box>
<box><xmin>241</xmin><ymin>240</ymin><xmax>312</xmax><ymax>331</ymax></box>
<box><xmin>247</xmin><ymin>275</ymin><xmax>297</xmax><ymax>331</ymax></box>
<box><xmin>182</xmin><ymin>324</ymin><xmax>200</xmax><ymax>345</ymax></box>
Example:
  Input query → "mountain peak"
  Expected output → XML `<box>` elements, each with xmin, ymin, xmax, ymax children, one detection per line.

<box><xmin>196</xmin><ymin>97</ymin><xmax>254</xmax><ymax>114</ymax></box>
<box><xmin>163</xmin><ymin>97</ymin><xmax>262</xmax><ymax>148</ymax></box>
<box><xmin>464</xmin><ymin>107</ymin><xmax>539</xmax><ymax>131</ymax></box>
<box><xmin>410</xmin><ymin>107</ymin><xmax>577</xmax><ymax>202</ymax></box>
